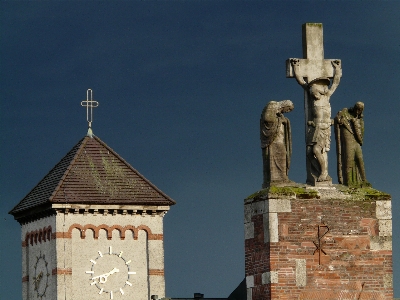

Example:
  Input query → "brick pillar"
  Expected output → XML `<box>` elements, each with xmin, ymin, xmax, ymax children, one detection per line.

<box><xmin>244</xmin><ymin>185</ymin><xmax>393</xmax><ymax>300</ymax></box>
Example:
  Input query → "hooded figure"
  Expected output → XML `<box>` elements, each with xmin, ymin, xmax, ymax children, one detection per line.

<box><xmin>334</xmin><ymin>102</ymin><xmax>371</xmax><ymax>187</ymax></box>
<box><xmin>260</xmin><ymin>100</ymin><xmax>294</xmax><ymax>187</ymax></box>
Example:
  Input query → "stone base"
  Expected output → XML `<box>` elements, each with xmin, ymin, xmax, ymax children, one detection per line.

<box><xmin>244</xmin><ymin>184</ymin><xmax>393</xmax><ymax>300</ymax></box>
<box><xmin>306</xmin><ymin>174</ymin><xmax>333</xmax><ymax>187</ymax></box>
<box><xmin>262</xmin><ymin>180</ymin><xmax>298</xmax><ymax>189</ymax></box>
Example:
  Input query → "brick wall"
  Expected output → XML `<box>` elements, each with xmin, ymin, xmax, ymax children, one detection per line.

<box><xmin>244</xmin><ymin>186</ymin><xmax>393</xmax><ymax>300</ymax></box>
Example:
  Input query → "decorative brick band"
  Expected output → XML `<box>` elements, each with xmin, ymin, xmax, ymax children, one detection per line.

<box><xmin>52</xmin><ymin>232</ymin><xmax>72</xmax><ymax>239</ymax></box>
<box><xmin>52</xmin><ymin>268</ymin><xmax>72</xmax><ymax>275</ymax></box>
<box><xmin>150</xmin><ymin>234</ymin><xmax>163</xmax><ymax>240</ymax></box>
<box><xmin>22</xmin><ymin>276</ymin><xmax>29</xmax><ymax>282</ymax></box>
<box><xmin>149</xmin><ymin>269</ymin><xmax>164</xmax><ymax>276</ymax></box>
<box><xmin>53</xmin><ymin>224</ymin><xmax>163</xmax><ymax>241</ymax></box>
<box><xmin>24</xmin><ymin>226</ymin><xmax>52</xmax><ymax>247</ymax></box>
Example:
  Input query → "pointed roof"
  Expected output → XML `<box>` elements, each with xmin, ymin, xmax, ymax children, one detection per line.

<box><xmin>10</xmin><ymin>135</ymin><xmax>175</xmax><ymax>218</ymax></box>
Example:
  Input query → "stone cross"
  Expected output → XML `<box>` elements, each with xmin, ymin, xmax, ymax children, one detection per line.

<box><xmin>286</xmin><ymin>23</ymin><xmax>341</xmax><ymax>185</ymax></box>
<box><xmin>286</xmin><ymin>23</ymin><xmax>339</xmax><ymax>83</ymax></box>
<box><xmin>81</xmin><ymin>89</ymin><xmax>99</xmax><ymax>129</ymax></box>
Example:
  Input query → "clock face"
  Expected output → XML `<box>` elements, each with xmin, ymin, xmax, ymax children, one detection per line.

<box><xmin>33</xmin><ymin>252</ymin><xmax>50</xmax><ymax>299</ymax></box>
<box><xmin>86</xmin><ymin>246</ymin><xmax>136</xmax><ymax>298</ymax></box>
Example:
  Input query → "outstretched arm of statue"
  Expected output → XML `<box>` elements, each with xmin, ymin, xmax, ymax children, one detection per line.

<box><xmin>290</xmin><ymin>59</ymin><xmax>308</xmax><ymax>88</ymax></box>
<box><xmin>327</xmin><ymin>60</ymin><xmax>342</xmax><ymax>96</ymax></box>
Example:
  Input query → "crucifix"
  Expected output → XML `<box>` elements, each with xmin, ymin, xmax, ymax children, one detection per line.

<box><xmin>286</xmin><ymin>23</ymin><xmax>342</xmax><ymax>185</ymax></box>
<box><xmin>81</xmin><ymin>89</ymin><xmax>99</xmax><ymax>137</ymax></box>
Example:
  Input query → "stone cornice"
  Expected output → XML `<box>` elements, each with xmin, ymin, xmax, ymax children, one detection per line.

<box><xmin>52</xmin><ymin>203</ymin><xmax>170</xmax><ymax>217</ymax></box>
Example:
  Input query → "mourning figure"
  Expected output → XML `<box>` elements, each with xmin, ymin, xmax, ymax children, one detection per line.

<box><xmin>334</xmin><ymin>102</ymin><xmax>371</xmax><ymax>187</ymax></box>
<box><xmin>291</xmin><ymin>59</ymin><xmax>342</xmax><ymax>183</ymax></box>
<box><xmin>260</xmin><ymin>100</ymin><xmax>294</xmax><ymax>188</ymax></box>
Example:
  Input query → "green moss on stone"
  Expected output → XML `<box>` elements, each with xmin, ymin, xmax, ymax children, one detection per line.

<box><xmin>340</xmin><ymin>186</ymin><xmax>391</xmax><ymax>200</ymax></box>
<box><xmin>245</xmin><ymin>189</ymin><xmax>270</xmax><ymax>200</ymax></box>
<box><xmin>246</xmin><ymin>185</ymin><xmax>319</xmax><ymax>200</ymax></box>
<box><xmin>306</xmin><ymin>23</ymin><xmax>323</xmax><ymax>27</ymax></box>
<box><xmin>245</xmin><ymin>184</ymin><xmax>390</xmax><ymax>202</ymax></box>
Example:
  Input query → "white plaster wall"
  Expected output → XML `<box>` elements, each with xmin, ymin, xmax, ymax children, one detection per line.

<box><xmin>22</xmin><ymin>216</ymin><xmax>57</xmax><ymax>300</ymax></box>
<box><xmin>55</xmin><ymin>212</ymin><xmax>165</xmax><ymax>300</ymax></box>
<box><xmin>71</xmin><ymin>228</ymin><xmax>148</xmax><ymax>300</ymax></box>
<box><xmin>148</xmin><ymin>239</ymin><xmax>165</xmax><ymax>296</ymax></box>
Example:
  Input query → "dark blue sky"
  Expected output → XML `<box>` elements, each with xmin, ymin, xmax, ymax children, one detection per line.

<box><xmin>1</xmin><ymin>1</ymin><xmax>399</xmax><ymax>298</ymax></box>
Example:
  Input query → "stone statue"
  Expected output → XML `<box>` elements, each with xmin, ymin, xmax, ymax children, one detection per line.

<box><xmin>260</xmin><ymin>100</ymin><xmax>294</xmax><ymax>187</ymax></box>
<box><xmin>291</xmin><ymin>59</ymin><xmax>342</xmax><ymax>183</ymax></box>
<box><xmin>334</xmin><ymin>102</ymin><xmax>371</xmax><ymax>187</ymax></box>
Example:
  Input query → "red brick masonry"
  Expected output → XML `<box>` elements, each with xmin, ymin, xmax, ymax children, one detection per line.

<box><xmin>148</xmin><ymin>269</ymin><xmax>165</xmax><ymax>276</ymax></box>
<box><xmin>52</xmin><ymin>268</ymin><xmax>73</xmax><ymax>275</ymax></box>
<box><xmin>244</xmin><ymin>187</ymin><xmax>393</xmax><ymax>300</ymax></box>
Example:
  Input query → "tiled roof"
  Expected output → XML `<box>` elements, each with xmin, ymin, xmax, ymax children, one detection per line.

<box><xmin>9</xmin><ymin>135</ymin><xmax>175</xmax><ymax>216</ymax></box>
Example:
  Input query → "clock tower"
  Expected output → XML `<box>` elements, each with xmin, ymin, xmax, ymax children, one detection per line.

<box><xmin>9</xmin><ymin>92</ymin><xmax>175</xmax><ymax>300</ymax></box>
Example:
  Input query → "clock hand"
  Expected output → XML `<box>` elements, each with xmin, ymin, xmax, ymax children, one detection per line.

<box><xmin>92</xmin><ymin>268</ymin><xmax>120</xmax><ymax>284</ymax></box>
<box><xmin>108</xmin><ymin>267</ymin><xmax>120</xmax><ymax>275</ymax></box>
<box><xmin>33</xmin><ymin>272</ymin><xmax>43</xmax><ymax>290</ymax></box>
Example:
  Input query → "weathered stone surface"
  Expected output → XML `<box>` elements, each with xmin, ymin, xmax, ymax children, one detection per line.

<box><xmin>287</xmin><ymin>23</ymin><xmax>342</xmax><ymax>185</ymax></box>
<box><xmin>370</xmin><ymin>236</ymin><xmax>392</xmax><ymax>250</ymax></box>
<box><xmin>295</xmin><ymin>259</ymin><xmax>306</xmax><ymax>287</ymax></box>
<box><xmin>268</xmin><ymin>199</ymin><xmax>291</xmax><ymax>213</ymax></box>
<box><xmin>246</xmin><ymin>275</ymin><xmax>254</xmax><ymax>288</ymax></box>
<box><xmin>384</xmin><ymin>274</ymin><xmax>393</xmax><ymax>288</ymax></box>
<box><xmin>378</xmin><ymin>220</ymin><xmax>392</xmax><ymax>237</ymax></box>
<box><xmin>244</xmin><ymin>222</ymin><xmax>254</xmax><ymax>240</ymax></box>
<box><xmin>335</xmin><ymin>102</ymin><xmax>371</xmax><ymax>187</ymax></box>
<box><xmin>260</xmin><ymin>100</ymin><xmax>294</xmax><ymax>187</ymax></box>
<box><xmin>376</xmin><ymin>200</ymin><xmax>392</xmax><ymax>219</ymax></box>
<box><xmin>270</xmin><ymin>271</ymin><xmax>278</xmax><ymax>284</ymax></box>
<box><xmin>246</xmin><ymin>288</ymin><xmax>252</xmax><ymax>300</ymax></box>
<box><xmin>261</xmin><ymin>271</ymin><xmax>278</xmax><ymax>284</ymax></box>
<box><xmin>244</xmin><ymin>203</ymin><xmax>253</xmax><ymax>223</ymax></box>
<box><xmin>264</xmin><ymin>213</ymin><xmax>278</xmax><ymax>243</ymax></box>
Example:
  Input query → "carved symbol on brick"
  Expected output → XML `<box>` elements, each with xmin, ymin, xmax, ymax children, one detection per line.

<box><xmin>313</xmin><ymin>224</ymin><xmax>329</xmax><ymax>265</ymax></box>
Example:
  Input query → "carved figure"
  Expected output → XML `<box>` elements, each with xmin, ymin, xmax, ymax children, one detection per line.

<box><xmin>260</xmin><ymin>100</ymin><xmax>294</xmax><ymax>187</ymax></box>
<box><xmin>291</xmin><ymin>59</ymin><xmax>342</xmax><ymax>183</ymax></box>
<box><xmin>334</xmin><ymin>102</ymin><xmax>371</xmax><ymax>187</ymax></box>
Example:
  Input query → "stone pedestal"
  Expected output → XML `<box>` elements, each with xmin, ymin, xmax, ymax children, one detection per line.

<box><xmin>244</xmin><ymin>184</ymin><xmax>393</xmax><ymax>300</ymax></box>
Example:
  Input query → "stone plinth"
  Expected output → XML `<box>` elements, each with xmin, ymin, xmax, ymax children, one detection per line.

<box><xmin>244</xmin><ymin>184</ymin><xmax>393</xmax><ymax>300</ymax></box>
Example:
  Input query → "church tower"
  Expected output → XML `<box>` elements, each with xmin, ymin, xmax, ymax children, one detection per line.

<box><xmin>9</xmin><ymin>91</ymin><xmax>175</xmax><ymax>300</ymax></box>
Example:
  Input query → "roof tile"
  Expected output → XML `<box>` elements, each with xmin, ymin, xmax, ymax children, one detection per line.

<box><xmin>10</xmin><ymin>135</ymin><xmax>175</xmax><ymax>216</ymax></box>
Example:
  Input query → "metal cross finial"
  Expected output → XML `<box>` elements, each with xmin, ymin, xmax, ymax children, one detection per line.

<box><xmin>81</xmin><ymin>89</ymin><xmax>99</xmax><ymax>129</ymax></box>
